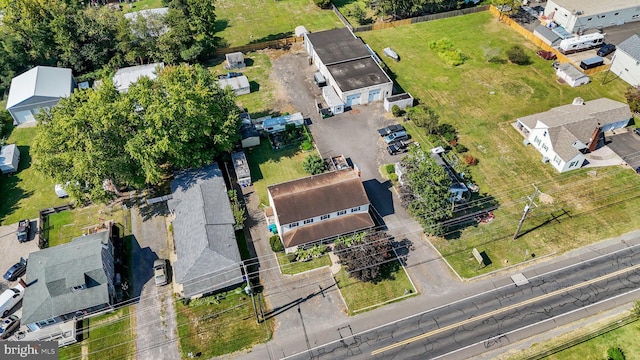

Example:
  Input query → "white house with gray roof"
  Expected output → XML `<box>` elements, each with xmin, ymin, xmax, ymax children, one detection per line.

<box><xmin>168</xmin><ymin>164</ymin><xmax>243</xmax><ymax>299</ymax></box>
<box><xmin>22</xmin><ymin>230</ymin><xmax>115</xmax><ymax>332</ymax></box>
<box><xmin>610</xmin><ymin>34</ymin><xmax>640</xmax><ymax>87</ymax></box>
<box><xmin>112</xmin><ymin>63</ymin><xmax>164</xmax><ymax>93</ymax></box>
<box><xmin>5</xmin><ymin>66</ymin><xmax>75</xmax><ymax>125</ymax></box>
<box><xmin>516</xmin><ymin>98</ymin><xmax>632</xmax><ymax>172</ymax></box>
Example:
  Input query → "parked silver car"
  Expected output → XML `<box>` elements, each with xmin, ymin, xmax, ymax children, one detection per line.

<box><xmin>153</xmin><ymin>259</ymin><xmax>168</xmax><ymax>286</ymax></box>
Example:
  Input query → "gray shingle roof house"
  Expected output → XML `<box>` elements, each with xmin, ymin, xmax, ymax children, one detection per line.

<box><xmin>610</xmin><ymin>34</ymin><xmax>640</xmax><ymax>87</ymax></box>
<box><xmin>5</xmin><ymin>66</ymin><xmax>75</xmax><ymax>125</ymax></box>
<box><xmin>267</xmin><ymin>169</ymin><xmax>374</xmax><ymax>252</ymax></box>
<box><xmin>22</xmin><ymin>231</ymin><xmax>116</xmax><ymax>330</ymax></box>
<box><xmin>168</xmin><ymin>164</ymin><xmax>243</xmax><ymax>299</ymax></box>
<box><xmin>516</xmin><ymin>98</ymin><xmax>632</xmax><ymax>172</ymax></box>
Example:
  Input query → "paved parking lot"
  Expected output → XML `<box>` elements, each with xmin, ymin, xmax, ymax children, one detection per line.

<box><xmin>0</xmin><ymin>221</ymin><xmax>39</xmax><ymax>293</ymax></box>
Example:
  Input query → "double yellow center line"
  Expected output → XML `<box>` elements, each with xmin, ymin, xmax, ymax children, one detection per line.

<box><xmin>372</xmin><ymin>263</ymin><xmax>640</xmax><ymax>356</ymax></box>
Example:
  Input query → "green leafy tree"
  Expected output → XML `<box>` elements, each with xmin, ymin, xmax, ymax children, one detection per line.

<box><xmin>313</xmin><ymin>0</ymin><xmax>331</xmax><ymax>9</ymax></box>
<box><xmin>32</xmin><ymin>79</ymin><xmax>141</xmax><ymax>203</ymax></box>
<box><xmin>607</xmin><ymin>347</ymin><xmax>625</xmax><ymax>360</ymax></box>
<box><xmin>407</xmin><ymin>105</ymin><xmax>439</xmax><ymax>134</ymax></box>
<box><xmin>126</xmin><ymin>64</ymin><xmax>240</xmax><ymax>184</ymax></box>
<box><xmin>302</xmin><ymin>153</ymin><xmax>326</xmax><ymax>175</ymax></box>
<box><xmin>334</xmin><ymin>232</ymin><xmax>394</xmax><ymax>283</ymax></box>
<box><xmin>624</xmin><ymin>87</ymin><xmax>640</xmax><ymax>113</ymax></box>
<box><xmin>32</xmin><ymin>64</ymin><xmax>240</xmax><ymax>203</ymax></box>
<box><xmin>401</xmin><ymin>147</ymin><xmax>453</xmax><ymax>235</ymax></box>
<box><xmin>506</xmin><ymin>45</ymin><xmax>530</xmax><ymax>65</ymax></box>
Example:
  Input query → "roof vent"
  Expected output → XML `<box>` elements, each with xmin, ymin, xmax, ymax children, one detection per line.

<box><xmin>572</xmin><ymin>97</ymin><xmax>584</xmax><ymax>105</ymax></box>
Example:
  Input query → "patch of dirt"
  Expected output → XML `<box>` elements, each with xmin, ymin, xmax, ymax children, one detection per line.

<box><xmin>539</xmin><ymin>192</ymin><xmax>554</xmax><ymax>204</ymax></box>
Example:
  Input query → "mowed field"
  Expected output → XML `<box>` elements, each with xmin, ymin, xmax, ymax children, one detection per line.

<box><xmin>360</xmin><ymin>12</ymin><xmax>640</xmax><ymax>277</ymax></box>
<box><xmin>214</xmin><ymin>0</ymin><xmax>344</xmax><ymax>47</ymax></box>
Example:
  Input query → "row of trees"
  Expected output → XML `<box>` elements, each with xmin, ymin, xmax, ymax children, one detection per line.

<box><xmin>32</xmin><ymin>64</ymin><xmax>240</xmax><ymax>202</ymax></box>
<box><xmin>0</xmin><ymin>0</ymin><xmax>221</xmax><ymax>94</ymax></box>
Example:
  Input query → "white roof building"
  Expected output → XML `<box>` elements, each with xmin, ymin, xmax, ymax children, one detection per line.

<box><xmin>112</xmin><ymin>63</ymin><xmax>164</xmax><ymax>92</ymax></box>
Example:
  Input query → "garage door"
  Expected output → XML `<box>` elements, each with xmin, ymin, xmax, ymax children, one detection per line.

<box><xmin>368</xmin><ymin>89</ymin><xmax>381</xmax><ymax>102</ymax></box>
<box><xmin>345</xmin><ymin>94</ymin><xmax>361</xmax><ymax>107</ymax></box>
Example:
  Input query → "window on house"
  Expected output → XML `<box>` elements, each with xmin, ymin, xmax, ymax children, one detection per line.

<box><xmin>304</xmin><ymin>218</ymin><xmax>314</xmax><ymax>224</ymax></box>
<box><xmin>350</xmin><ymin>206</ymin><xmax>361</xmax><ymax>213</ymax></box>
<box><xmin>321</xmin><ymin>214</ymin><xmax>330</xmax><ymax>220</ymax></box>
<box><xmin>337</xmin><ymin>210</ymin><xmax>347</xmax><ymax>216</ymax></box>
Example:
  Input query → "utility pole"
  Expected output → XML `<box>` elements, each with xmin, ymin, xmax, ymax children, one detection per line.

<box><xmin>242</xmin><ymin>261</ymin><xmax>260</xmax><ymax>324</ymax></box>
<box><xmin>513</xmin><ymin>184</ymin><xmax>539</xmax><ymax>240</ymax></box>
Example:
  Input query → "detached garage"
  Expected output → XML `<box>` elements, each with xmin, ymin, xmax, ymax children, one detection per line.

<box><xmin>304</xmin><ymin>28</ymin><xmax>392</xmax><ymax>108</ymax></box>
<box><xmin>6</xmin><ymin>66</ymin><xmax>75</xmax><ymax>125</ymax></box>
<box><xmin>0</xmin><ymin>144</ymin><xmax>20</xmax><ymax>174</ymax></box>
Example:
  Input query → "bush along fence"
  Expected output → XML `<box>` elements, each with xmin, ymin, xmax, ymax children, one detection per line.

<box><xmin>38</xmin><ymin>204</ymin><xmax>74</xmax><ymax>249</ymax></box>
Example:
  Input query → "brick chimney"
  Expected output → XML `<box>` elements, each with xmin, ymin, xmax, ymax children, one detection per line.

<box><xmin>587</xmin><ymin>126</ymin><xmax>601</xmax><ymax>152</ymax></box>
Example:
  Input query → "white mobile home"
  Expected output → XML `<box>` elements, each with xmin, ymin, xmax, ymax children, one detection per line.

<box><xmin>558</xmin><ymin>33</ymin><xmax>604</xmax><ymax>54</ymax></box>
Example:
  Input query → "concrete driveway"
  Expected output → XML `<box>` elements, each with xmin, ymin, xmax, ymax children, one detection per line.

<box><xmin>0</xmin><ymin>220</ymin><xmax>39</xmax><ymax>293</ymax></box>
<box><xmin>130</xmin><ymin>203</ymin><xmax>179</xmax><ymax>360</ymax></box>
<box><xmin>606</xmin><ymin>130</ymin><xmax>640</xmax><ymax>170</ymax></box>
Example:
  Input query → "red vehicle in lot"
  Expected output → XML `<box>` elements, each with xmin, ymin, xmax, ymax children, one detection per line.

<box><xmin>536</xmin><ymin>50</ymin><xmax>557</xmax><ymax>60</ymax></box>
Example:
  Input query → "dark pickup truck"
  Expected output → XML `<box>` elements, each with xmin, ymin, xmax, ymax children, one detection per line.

<box><xmin>17</xmin><ymin>220</ymin><xmax>29</xmax><ymax>243</ymax></box>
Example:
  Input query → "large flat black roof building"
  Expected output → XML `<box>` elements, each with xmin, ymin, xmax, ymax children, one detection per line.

<box><xmin>328</xmin><ymin>57</ymin><xmax>390</xmax><ymax>92</ymax></box>
<box><xmin>305</xmin><ymin>27</ymin><xmax>371</xmax><ymax>65</ymax></box>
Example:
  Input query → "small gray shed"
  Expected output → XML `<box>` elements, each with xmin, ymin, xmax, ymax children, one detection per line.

<box><xmin>218</xmin><ymin>76</ymin><xmax>250</xmax><ymax>96</ymax></box>
<box><xmin>0</xmin><ymin>144</ymin><xmax>20</xmax><ymax>174</ymax></box>
<box><xmin>556</xmin><ymin>63</ymin><xmax>590</xmax><ymax>87</ymax></box>
<box><xmin>225</xmin><ymin>52</ymin><xmax>246</xmax><ymax>70</ymax></box>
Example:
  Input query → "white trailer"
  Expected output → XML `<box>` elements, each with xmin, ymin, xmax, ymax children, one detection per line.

<box><xmin>559</xmin><ymin>33</ymin><xmax>605</xmax><ymax>54</ymax></box>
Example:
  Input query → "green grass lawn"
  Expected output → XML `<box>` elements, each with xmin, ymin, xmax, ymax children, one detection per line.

<box><xmin>276</xmin><ymin>252</ymin><xmax>332</xmax><ymax>275</ymax></box>
<box><xmin>45</xmin><ymin>204</ymin><xmax>126</xmax><ymax>247</ymax></box>
<box><xmin>359</xmin><ymin>12</ymin><xmax>640</xmax><ymax>278</ymax></box>
<box><xmin>511</xmin><ymin>317</ymin><xmax>640</xmax><ymax>360</ymax></box>
<box><xmin>86</xmin><ymin>307</ymin><xmax>135</xmax><ymax>360</ymax></box>
<box><xmin>214</xmin><ymin>0</ymin><xmax>343</xmax><ymax>47</ymax></box>
<box><xmin>58</xmin><ymin>343</ymin><xmax>82</xmax><ymax>360</ymax></box>
<box><xmin>335</xmin><ymin>261</ymin><xmax>416</xmax><ymax>314</ymax></box>
<box><xmin>176</xmin><ymin>289</ymin><xmax>272</xmax><ymax>358</ymax></box>
<box><xmin>122</xmin><ymin>0</ymin><xmax>164</xmax><ymax>13</ymax></box>
<box><xmin>209</xmin><ymin>52</ymin><xmax>275</xmax><ymax>117</ymax></box>
<box><xmin>0</xmin><ymin>126</ymin><xmax>69</xmax><ymax>225</ymax></box>
<box><xmin>245</xmin><ymin>141</ymin><xmax>311</xmax><ymax>206</ymax></box>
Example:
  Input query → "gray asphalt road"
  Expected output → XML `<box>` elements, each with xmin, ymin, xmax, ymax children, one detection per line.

<box><xmin>130</xmin><ymin>203</ymin><xmax>180</xmax><ymax>360</ymax></box>
<box><xmin>283</xmin><ymin>243</ymin><xmax>640</xmax><ymax>360</ymax></box>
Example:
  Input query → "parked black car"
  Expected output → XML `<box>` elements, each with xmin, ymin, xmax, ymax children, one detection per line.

<box><xmin>377</xmin><ymin>124</ymin><xmax>405</xmax><ymax>137</ymax></box>
<box><xmin>3</xmin><ymin>258</ymin><xmax>27</xmax><ymax>282</ymax></box>
<box><xmin>387</xmin><ymin>140</ymin><xmax>409</xmax><ymax>155</ymax></box>
<box><xmin>597</xmin><ymin>43</ymin><xmax>616</xmax><ymax>57</ymax></box>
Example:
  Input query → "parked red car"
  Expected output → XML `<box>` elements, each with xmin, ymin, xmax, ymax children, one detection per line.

<box><xmin>536</xmin><ymin>50</ymin><xmax>557</xmax><ymax>60</ymax></box>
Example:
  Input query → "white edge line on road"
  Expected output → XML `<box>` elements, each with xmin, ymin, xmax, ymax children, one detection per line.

<box><xmin>429</xmin><ymin>287</ymin><xmax>640</xmax><ymax>360</ymax></box>
<box><xmin>281</xmin><ymin>241</ymin><xmax>640</xmax><ymax>360</ymax></box>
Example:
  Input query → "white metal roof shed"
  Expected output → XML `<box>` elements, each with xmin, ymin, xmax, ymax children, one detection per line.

<box><xmin>6</xmin><ymin>66</ymin><xmax>74</xmax><ymax>109</ymax></box>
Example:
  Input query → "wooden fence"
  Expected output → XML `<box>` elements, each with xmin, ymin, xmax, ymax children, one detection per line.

<box><xmin>488</xmin><ymin>5</ymin><xmax>610</xmax><ymax>75</ymax></box>
<box><xmin>331</xmin><ymin>3</ymin><xmax>353</xmax><ymax>31</ymax></box>
<box><xmin>213</xmin><ymin>36</ymin><xmax>303</xmax><ymax>56</ymax></box>
<box><xmin>352</xmin><ymin>5</ymin><xmax>490</xmax><ymax>33</ymax></box>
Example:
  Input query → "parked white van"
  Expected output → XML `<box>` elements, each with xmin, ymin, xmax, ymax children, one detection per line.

<box><xmin>0</xmin><ymin>283</ymin><xmax>25</xmax><ymax>317</ymax></box>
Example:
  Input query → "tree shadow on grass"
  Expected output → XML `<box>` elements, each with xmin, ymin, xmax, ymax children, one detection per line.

<box><xmin>249</xmin><ymin>31</ymin><xmax>293</xmax><ymax>44</ymax></box>
<box><xmin>0</xmin><ymin>144</ymin><xmax>32</xmax><ymax>224</ymax></box>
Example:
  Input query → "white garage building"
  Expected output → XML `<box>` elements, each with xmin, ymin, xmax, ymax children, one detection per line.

<box><xmin>610</xmin><ymin>34</ymin><xmax>640</xmax><ymax>87</ymax></box>
<box><xmin>304</xmin><ymin>28</ymin><xmax>393</xmax><ymax>107</ymax></box>
<box><xmin>543</xmin><ymin>0</ymin><xmax>640</xmax><ymax>34</ymax></box>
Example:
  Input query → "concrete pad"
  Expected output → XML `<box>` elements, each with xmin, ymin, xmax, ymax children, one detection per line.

<box><xmin>511</xmin><ymin>273</ymin><xmax>529</xmax><ymax>286</ymax></box>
